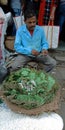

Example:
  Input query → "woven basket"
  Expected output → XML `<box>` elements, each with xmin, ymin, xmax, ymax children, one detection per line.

<box><xmin>0</xmin><ymin>87</ymin><xmax>61</xmax><ymax>115</ymax></box>
<box><xmin>4</xmin><ymin>36</ymin><xmax>15</xmax><ymax>51</ymax></box>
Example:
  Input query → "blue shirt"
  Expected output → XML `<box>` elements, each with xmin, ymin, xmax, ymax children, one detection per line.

<box><xmin>14</xmin><ymin>24</ymin><xmax>49</xmax><ymax>57</ymax></box>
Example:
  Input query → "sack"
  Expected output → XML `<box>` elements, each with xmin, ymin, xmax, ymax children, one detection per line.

<box><xmin>13</xmin><ymin>14</ymin><xmax>24</xmax><ymax>30</ymax></box>
<box><xmin>13</xmin><ymin>16</ymin><xmax>21</xmax><ymax>30</ymax></box>
<box><xmin>42</xmin><ymin>23</ymin><xmax>60</xmax><ymax>48</ymax></box>
<box><xmin>0</xmin><ymin>0</ymin><xmax>8</xmax><ymax>5</ymax></box>
<box><xmin>4</xmin><ymin>36</ymin><xmax>15</xmax><ymax>51</ymax></box>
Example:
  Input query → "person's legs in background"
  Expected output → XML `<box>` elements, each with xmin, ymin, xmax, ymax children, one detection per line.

<box><xmin>12</xmin><ymin>8</ymin><xmax>22</xmax><ymax>36</ymax></box>
<box><xmin>58</xmin><ymin>4</ymin><xmax>65</xmax><ymax>39</ymax></box>
<box><xmin>58</xmin><ymin>14</ymin><xmax>65</xmax><ymax>33</ymax></box>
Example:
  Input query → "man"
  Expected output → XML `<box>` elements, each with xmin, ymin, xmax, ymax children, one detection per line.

<box><xmin>10</xmin><ymin>9</ymin><xmax>56</xmax><ymax>72</ymax></box>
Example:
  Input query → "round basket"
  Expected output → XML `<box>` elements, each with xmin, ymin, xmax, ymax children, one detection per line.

<box><xmin>0</xmin><ymin>68</ymin><xmax>61</xmax><ymax>115</ymax></box>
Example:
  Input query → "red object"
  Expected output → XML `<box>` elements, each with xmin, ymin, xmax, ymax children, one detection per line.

<box><xmin>38</xmin><ymin>0</ymin><xmax>46</xmax><ymax>26</ymax></box>
<box><xmin>38</xmin><ymin>0</ymin><xmax>58</xmax><ymax>26</ymax></box>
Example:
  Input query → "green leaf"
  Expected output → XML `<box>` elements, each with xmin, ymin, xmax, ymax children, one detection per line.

<box><xmin>11</xmin><ymin>89</ymin><xmax>17</xmax><ymax>95</ymax></box>
<box><xmin>47</xmin><ymin>76</ymin><xmax>55</xmax><ymax>91</ymax></box>
<box><xmin>29</xmin><ymin>72</ymin><xmax>36</xmax><ymax>79</ymax></box>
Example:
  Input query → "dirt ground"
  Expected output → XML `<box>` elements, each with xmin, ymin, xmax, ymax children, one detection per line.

<box><xmin>49</xmin><ymin>49</ymin><xmax>65</xmax><ymax>130</ymax></box>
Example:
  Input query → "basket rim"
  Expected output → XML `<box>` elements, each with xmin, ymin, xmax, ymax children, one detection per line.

<box><xmin>0</xmin><ymin>87</ymin><xmax>61</xmax><ymax>115</ymax></box>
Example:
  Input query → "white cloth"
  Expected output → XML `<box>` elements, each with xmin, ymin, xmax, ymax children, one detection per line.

<box><xmin>0</xmin><ymin>103</ymin><xmax>64</xmax><ymax>130</ymax></box>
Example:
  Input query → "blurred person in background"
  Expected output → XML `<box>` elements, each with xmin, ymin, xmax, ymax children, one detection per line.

<box><xmin>54</xmin><ymin>0</ymin><xmax>65</xmax><ymax>41</ymax></box>
<box><xmin>57</xmin><ymin>0</ymin><xmax>65</xmax><ymax>34</ymax></box>
<box><xmin>23</xmin><ymin>0</ymin><xmax>40</xmax><ymax>19</ymax></box>
<box><xmin>38</xmin><ymin>0</ymin><xmax>59</xmax><ymax>25</ymax></box>
<box><xmin>10</xmin><ymin>0</ymin><xmax>25</xmax><ymax>36</ymax></box>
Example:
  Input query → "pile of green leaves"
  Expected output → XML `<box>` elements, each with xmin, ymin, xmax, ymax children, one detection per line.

<box><xmin>1</xmin><ymin>68</ymin><xmax>59</xmax><ymax>109</ymax></box>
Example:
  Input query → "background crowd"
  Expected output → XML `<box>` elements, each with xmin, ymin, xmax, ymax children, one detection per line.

<box><xmin>0</xmin><ymin>0</ymin><xmax>65</xmax><ymax>38</ymax></box>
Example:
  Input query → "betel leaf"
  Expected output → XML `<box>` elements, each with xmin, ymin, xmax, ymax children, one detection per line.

<box><xmin>1</xmin><ymin>67</ymin><xmax>59</xmax><ymax>109</ymax></box>
<box><xmin>39</xmin><ymin>72</ymin><xmax>45</xmax><ymax>79</ymax></box>
<box><xmin>29</xmin><ymin>72</ymin><xmax>36</xmax><ymax>79</ymax></box>
<box><xmin>11</xmin><ymin>89</ymin><xmax>17</xmax><ymax>95</ymax></box>
<box><xmin>47</xmin><ymin>76</ymin><xmax>55</xmax><ymax>91</ymax></box>
<box><xmin>36</xmin><ymin>88</ymin><xmax>45</xmax><ymax>94</ymax></box>
<box><xmin>35</xmin><ymin>77</ymin><xmax>42</xmax><ymax>85</ymax></box>
<box><xmin>21</xmin><ymin>70</ymin><xmax>29</xmax><ymax>76</ymax></box>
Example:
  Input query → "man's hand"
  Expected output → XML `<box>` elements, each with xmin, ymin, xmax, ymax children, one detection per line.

<box><xmin>41</xmin><ymin>50</ymin><xmax>48</xmax><ymax>55</ymax></box>
<box><xmin>32</xmin><ymin>50</ymin><xmax>40</xmax><ymax>56</ymax></box>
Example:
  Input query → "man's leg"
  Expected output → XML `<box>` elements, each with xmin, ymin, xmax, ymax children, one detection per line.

<box><xmin>8</xmin><ymin>54</ymin><xmax>31</xmax><ymax>71</ymax></box>
<box><xmin>0</xmin><ymin>64</ymin><xmax>8</xmax><ymax>83</ymax></box>
<box><xmin>36</xmin><ymin>54</ymin><xmax>56</xmax><ymax>72</ymax></box>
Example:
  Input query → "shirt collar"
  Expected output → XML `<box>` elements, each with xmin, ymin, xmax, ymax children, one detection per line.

<box><xmin>23</xmin><ymin>24</ymin><xmax>39</xmax><ymax>33</ymax></box>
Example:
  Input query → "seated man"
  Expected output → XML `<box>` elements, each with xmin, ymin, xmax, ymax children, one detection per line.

<box><xmin>10</xmin><ymin>9</ymin><xmax>56</xmax><ymax>72</ymax></box>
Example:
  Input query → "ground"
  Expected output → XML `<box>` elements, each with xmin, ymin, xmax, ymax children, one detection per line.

<box><xmin>49</xmin><ymin>48</ymin><xmax>65</xmax><ymax>130</ymax></box>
